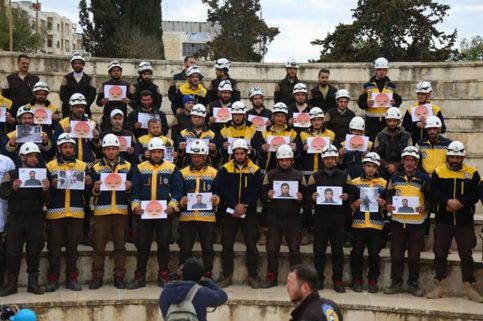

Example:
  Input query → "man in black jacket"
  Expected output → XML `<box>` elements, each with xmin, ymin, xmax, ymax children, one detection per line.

<box><xmin>59</xmin><ymin>52</ymin><xmax>96</xmax><ymax>118</ymax></box>
<box><xmin>207</xmin><ymin>58</ymin><xmax>240</xmax><ymax>102</ymax></box>
<box><xmin>288</xmin><ymin>264</ymin><xmax>343</xmax><ymax>321</ymax></box>
<box><xmin>133</xmin><ymin>61</ymin><xmax>162</xmax><ymax>110</ymax></box>
<box><xmin>308</xmin><ymin>68</ymin><xmax>337</xmax><ymax>113</ymax></box>
<box><xmin>126</xmin><ymin>90</ymin><xmax>168</xmax><ymax>138</ymax></box>
<box><xmin>274</xmin><ymin>59</ymin><xmax>300</xmax><ymax>106</ymax></box>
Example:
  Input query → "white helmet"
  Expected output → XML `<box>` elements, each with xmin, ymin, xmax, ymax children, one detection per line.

<box><xmin>138</xmin><ymin>61</ymin><xmax>153</xmax><ymax>73</ymax></box>
<box><xmin>19</xmin><ymin>142</ymin><xmax>40</xmax><ymax>156</ymax></box>
<box><xmin>69</xmin><ymin>93</ymin><xmax>87</xmax><ymax>106</ymax></box>
<box><xmin>385</xmin><ymin>107</ymin><xmax>401</xmax><ymax>120</ymax></box>
<box><xmin>293</xmin><ymin>83</ymin><xmax>308</xmax><ymax>94</ymax></box>
<box><xmin>335</xmin><ymin>89</ymin><xmax>350</xmax><ymax>100</ymax></box>
<box><xmin>425</xmin><ymin>116</ymin><xmax>442</xmax><ymax>129</ymax></box>
<box><xmin>16</xmin><ymin>106</ymin><xmax>34</xmax><ymax>118</ymax></box>
<box><xmin>214</xmin><ymin>58</ymin><xmax>231</xmax><ymax>71</ymax></box>
<box><xmin>231</xmin><ymin>101</ymin><xmax>246</xmax><ymax>114</ymax></box>
<box><xmin>189</xmin><ymin>139</ymin><xmax>208</xmax><ymax>155</ymax></box>
<box><xmin>276</xmin><ymin>144</ymin><xmax>294</xmax><ymax>159</ymax></box>
<box><xmin>273</xmin><ymin>102</ymin><xmax>288</xmax><ymax>114</ymax></box>
<box><xmin>107</xmin><ymin>60</ymin><xmax>123</xmax><ymax>72</ymax></box>
<box><xmin>148</xmin><ymin>137</ymin><xmax>165</xmax><ymax>151</ymax></box>
<box><xmin>285</xmin><ymin>58</ymin><xmax>299</xmax><ymax>69</ymax></box>
<box><xmin>217</xmin><ymin>80</ymin><xmax>233</xmax><ymax>92</ymax></box>
<box><xmin>57</xmin><ymin>133</ymin><xmax>76</xmax><ymax>146</ymax></box>
<box><xmin>374</xmin><ymin>57</ymin><xmax>389</xmax><ymax>69</ymax></box>
<box><xmin>190</xmin><ymin>104</ymin><xmax>207</xmax><ymax>117</ymax></box>
<box><xmin>447</xmin><ymin>141</ymin><xmax>466</xmax><ymax>157</ymax></box>
<box><xmin>110</xmin><ymin>109</ymin><xmax>124</xmax><ymax>119</ymax></box>
<box><xmin>309</xmin><ymin>107</ymin><xmax>324</xmax><ymax>120</ymax></box>
<box><xmin>322</xmin><ymin>144</ymin><xmax>339</xmax><ymax>158</ymax></box>
<box><xmin>70</xmin><ymin>52</ymin><xmax>86</xmax><ymax>64</ymax></box>
<box><xmin>231</xmin><ymin>138</ymin><xmax>249</xmax><ymax>151</ymax></box>
<box><xmin>362</xmin><ymin>152</ymin><xmax>381</xmax><ymax>166</ymax></box>
<box><xmin>186</xmin><ymin>65</ymin><xmax>203</xmax><ymax>77</ymax></box>
<box><xmin>102</xmin><ymin>134</ymin><xmax>120</xmax><ymax>148</ymax></box>
<box><xmin>349</xmin><ymin>116</ymin><xmax>365</xmax><ymax>131</ymax></box>
<box><xmin>401</xmin><ymin>146</ymin><xmax>420</xmax><ymax>160</ymax></box>
<box><xmin>416</xmin><ymin>80</ymin><xmax>432</xmax><ymax>93</ymax></box>
<box><xmin>33</xmin><ymin>81</ymin><xmax>50</xmax><ymax>93</ymax></box>
<box><xmin>249</xmin><ymin>87</ymin><xmax>264</xmax><ymax>98</ymax></box>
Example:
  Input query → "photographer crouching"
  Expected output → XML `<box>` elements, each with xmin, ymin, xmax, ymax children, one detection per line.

<box><xmin>1</xmin><ymin>305</ymin><xmax>37</xmax><ymax>321</ymax></box>
<box><xmin>159</xmin><ymin>258</ymin><xmax>227</xmax><ymax>321</ymax></box>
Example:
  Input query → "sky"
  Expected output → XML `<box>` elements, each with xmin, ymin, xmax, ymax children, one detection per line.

<box><xmin>40</xmin><ymin>0</ymin><xmax>482</xmax><ymax>62</ymax></box>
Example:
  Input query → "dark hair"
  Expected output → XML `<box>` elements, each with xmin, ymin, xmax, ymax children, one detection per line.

<box><xmin>290</xmin><ymin>264</ymin><xmax>318</xmax><ymax>291</ymax></box>
<box><xmin>325</xmin><ymin>188</ymin><xmax>333</xmax><ymax>194</ymax></box>
<box><xmin>184</xmin><ymin>55</ymin><xmax>196</xmax><ymax>63</ymax></box>
<box><xmin>196</xmin><ymin>194</ymin><xmax>203</xmax><ymax>198</ymax></box>
<box><xmin>17</xmin><ymin>54</ymin><xmax>30</xmax><ymax>62</ymax></box>
<box><xmin>181</xmin><ymin>258</ymin><xmax>204</xmax><ymax>282</ymax></box>
<box><xmin>29</xmin><ymin>170</ymin><xmax>35</xmax><ymax>175</ymax></box>
<box><xmin>281</xmin><ymin>183</ymin><xmax>289</xmax><ymax>189</ymax></box>
<box><xmin>140</xmin><ymin>90</ymin><xmax>153</xmax><ymax>98</ymax></box>
<box><xmin>147</xmin><ymin>117</ymin><xmax>161</xmax><ymax>126</ymax></box>
<box><xmin>402</xmin><ymin>198</ymin><xmax>408</xmax><ymax>202</ymax></box>
<box><xmin>318</xmin><ymin>68</ymin><xmax>330</xmax><ymax>76</ymax></box>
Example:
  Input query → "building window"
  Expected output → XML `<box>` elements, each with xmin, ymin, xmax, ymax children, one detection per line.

<box><xmin>57</xmin><ymin>24</ymin><xmax>60</xmax><ymax>31</ymax></box>
<box><xmin>56</xmin><ymin>41</ymin><xmax>60</xmax><ymax>48</ymax></box>
<box><xmin>47</xmin><ymin>36</ymin><xmax>53</xmax><ymax>48</ymax></box>
<box><xmin>182</xmin><ymin>42</ymin><xmax>206</xmax><ymax>57</ymax></box>
<box><xmin>47</xmin><ymin>17</ymin><xmax>52</xmax><ymax>30</ymax></box>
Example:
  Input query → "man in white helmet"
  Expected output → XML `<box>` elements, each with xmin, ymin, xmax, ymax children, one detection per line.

<box><xmin>246</xmin><ymin>87</ymin><xmax>272</xmax><ymax>125</ymax></box>
<box><xmin>308</xmin><ymin>68</ymin><xmax>338</xmax><ymax>112</ymax></box>
<box><xmin>133</xmin><ymin>61</ymin><xmax>163</xmax><ymax>110</ymax></box>
<box><xmin>274</xmin><ymin>59</ymin><xmax>301</xmax><ymax>106</ymax></box>
<box><xmin>168</xmin><ymin>55</ymin><xmax>198</xmax><ymax>102</ymax></box>
<box><xmin>402</xmin><ymin>80</ymin><xmax>446</xmax><ymax>144</ymax></box>
<box><xmin>260</xmin><ymin>144</ymin><xmax>306</xmax><ymax>288</ymax></box>
<box><xmin>374</xmin><ymin>107</ymin><xmax>412</xmax><ymax>179</ymax></box>
<box><xmin>288</xmin><ymin>83</ymin><xmax>311</xmax><ymax>126</ymax></box>
<box><xmin>59</xmin><ymin>52</ymin><xmax>96</xmax><ymax>118</ymax></box>
<box><xmin>427</xmin><ymin>141</ymin><xmax>483</xmax><ymax>302</ymax></box>
<box><xmin>27</xmin><ymin>81</ymin><xmax>60</xmax><ymax>126</ymax></box>
<box><xmin>100</xmin><ymin>109</ymin><xmax>137</xmax><ymax>163</ymax></box>
<box><xmin>357</xmin><ymin>57</ymin><xmax>402</xmax><ymax>141</ymax></box>
<box><xmin>178</xmin><ymin>139</ymin><xmax>220</xmax><ymax>279</ymax></box>
<box><xmin>127</xmin><ymin>137</ymin><xmax>183</xmax><ymax>289</ymax></box>
<box><xmin>307</xmin><ymin>144</ymin><xmax>355</xmax><ymax>292</ymax></box>
<box><xmin>415</xmin><ymin>115</ymin><xmax>451</xmax><ymax>176</ymax></box>
<box><xmin>96</xmin><ymin>60</ymin><xmax>136</xmax><ymax>131</ymax></box>
<box><xmin>206</xmin><ymin>80</ymin><xmax>235</xmax><ymax>135</ymax></box>
<box><xmin>88</xmin><ymin>134</ymin><xmax>133</xmax><ymax>290</ymax></box>
<box><xmin>324</xmin><ymin>89</ymin><xmax>356</xmax><ymax>144</ymax></box>
<box><xmin>339</xmin><ymin>116</ymin><xmax>373</xmax><ymax>179</ymax></box>
<box><xmin>0</xmin><ymin>152</ymin><xmax>14</xmax><ymax>285</ymax></box>
<box><xmin>134</xmin><ymin>118</ymin><xmax>174</xmax><ymax>164</ymax></box>
<box><xmin>0</xmin><ymin>143</ymin><xmax>49</xmax><ymax>296</ymax></box>
<box><xmin>207</xmin><ymin>58</ymin><xmax>240</xmax><ymax>102</ymax></box>
<box><xmin>384</xmin><ymin>146</ymin><xmax>431</xmax><ymax>297</ymax></box>
<box><xmin>171</xmin><ymin>65</ymin><xmax>208</xmax><ymax>117</ymax></box>
<box><xmin>215</xmin><ymin>138</ymin><xmax>263</xmax><ymax>288</ymax></box>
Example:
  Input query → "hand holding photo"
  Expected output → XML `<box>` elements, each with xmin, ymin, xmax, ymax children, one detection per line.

<box><xmin>16</xmin><ymin>125</ymin><xmax>42</xmax><ymax>143</ymax></box>
<box><xmin>307</xmin><ymin>137</ymin><xmax>330</xmax><ymax>154</ymax></box>
<box><xmin>141</xmin><ymin>200</ymin><xmax>168</xmax><ymax>219</ymax></box>
<box><xmin>213</xmin><ymin>107</ymin><xmax>232</xmax><ymax>123</ymax></box>
<box><xmin>248</xmin><ymin>115</ymin><xmax>268</xmax><ymax>132</ymax></box>
<box><xmin>118</xmin><ymin>136</ymin><xmax>131</xmax><ymax>152</ymax></box>
<box><xmin>70</xmin><ymin>121</ymin><xmax>94</xmax><ymax>138</ymax></box>
<box><xmin>371</xmin><ymin>92</ymin><xmax>393</xmax><ymax>108</ymax></box>
<box><xmin>104</xmin><ymin>85</ymin><xmax>127</xmax><ymax>101</ymax></box>
<box><xmin>360</xmin><ymin>187</ymin><xmax>379</xmax><ymax>212</ymax></box>
<box><xmin>267</xmin><ymin>136</ymin><xmax>290</xmax><ymax>152</ymax></box>
<box><xmin>100</xmin><ymin>172</ymin><xmax>127</xmax><ymax>191</ymax></box>
<box><xmin>411</xmin><ymin>104</ymin><xmax>433</xmax><ymax>122</ymax></box>
<box><xmin>19</xmin><ymin>168</ymin><xmax>46</xmax><ymax>188</ymax></box>
<box><xmin>293</xmin><ymin>113</ymin><xmax>311</xmax><ymax>128</ymax></box>
<box><xmin>392</xmin><ymin>196</ymin><xmax>419</xmax><ymax>215</ymax></box>
<box><xmin>273</xmin><ymin>181</ymin><xmax>298</xmax><ymax>200</ymax></box>
<box><xmin>187</xmin><ymin>192</ymin><xmax>213</xmax><ymax>211</ymax></box>
<box><xmin>57</xmin><ymin>170</ymin><xmax>85</xmax><ymax>190</ymax></box>
<box><xmin>186</xmin><ymin>138</ymin><xmax>210</xmax><ymax>154</ymax></box>
<box><xmin>316</xmin><ymin>186</ymin><xmax>343</xmax><ymax>205</ymax></box>
<box><xmin>345</xmin><ymin>134</ymin><xmax>369</xmax><ymax>152</ymax></box>
<box><xmin>0</xmin><ymin>107</ymin><xmax>6</xmax><ymax>122</ymax></box>
<box><xmin>33</xmin><ymin>107</ymin><xmax>52</xmax><ymax>125</ymax></box>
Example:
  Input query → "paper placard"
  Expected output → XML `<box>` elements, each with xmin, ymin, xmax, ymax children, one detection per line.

<box><xmin>19</xmin><ymin>168</ymin><xmax>46</xmax><ymax>188</ymax></box>
<box><xmin>33</xmin><ymin>107</ymin><xmax>52</xmax><ymax>125</ymax></box>
<box><xmin>57</xmin><ymin>170</ymin><xmax>85</xmax><ymax>190</ymax></box>
<box><xmin>411</xmin><ymin>104</ymin><xmax>433</xmax><ymax>122</ymax></box>
<box><xmin>70</xmin><ymin>121</ymin><xmax>94</xmax><ymax>138</ymax></box>
<box><xmin>164</xmin><ymin>146</ymin><xmax>174</xmax><ymax>162</ymax></box>
<box><xmin>186</xmin><ymin>138</ymin><xmax>210</xmax><ymax>154</ymax></box>
<box><xmin>273</xmin><ymin>181</ymin><xmax>298</xmax><ymax>199</ymax></box>
<box><xmin>104</xmin><ymin>85</ymin><xmax>127</xmax><ymax>101</ymax></box>
<box><xmin>0</xmin><ymin>107</ymin><xmax>6</xmax><ymax>122</ymax></box>
<box><xmin>392</xmin><ymin>196</ymin><xmax>420</xmax><ymax>215</ymax></box>
<box><xmin>141</xmin><ymin>200</ymin><xmax>167</xmax><ymax>219</ymax></box>
<box><xmin>213</xmin><ymin>107</ymin><xmax>232</xmax><ymax>123</ymax></box>
<box><xmin>345</xmin><ymin>134</ymin><xmax>369</xmax><ymax>152</ymax></box>
<box><xmin>371</xmin><ymin>92</ymin><xmax>393</xmax><ymax>108</ymax></box>
<box><xmin>360</xmin><ymin>187</ymin><xmax>379</xmax><ymax>212</ymax></box>
<box><xmin>187</xmin><ymin>192</ymin><xmax>213</xmax><ymax>211</ymax></box>
<box><xmin>138</xmin><ymin>112</ymin><xmax>158</xmax><ymax>129</ymax></box>
<box><xmin>16</xmin><ymin>125</ymin><xmax>42</xmax><ymax>143</ymax></box>
<box><xmin>316</xmin><ymin>186</ymin><xmax>343</xmax><ymax>205</ymax></box>
<box><xmin>307</xmin><ymin>137</ymin><xmax>330</xmax><ymax>154</ymax></box>
<box><xmin>248</xmin><ymin>115</ymin><xmax>268</xmax><ymax>132</ymax></box>
<box><xmin>267</xmin><ymin>136</ymin><xmax>290</xmax><ymax>152</ymax></box>
<box><xmin>100</xmin><ymin>172</ymin><xmax>126</xmax><ymax>191</ymax></box>
<box><xmin>293</xmin><ymin>112</ymin><xmax>311</xmax><ymax>128</ymax></box>
<box><xmin>118</xmin><ymin>136</ymin><xmax>132</xmax><ymax>152</ymax></box>
<box><xmin>227</xmin><ymin>138</ymin><xmax>250</xmax><ymax>154</ymax></box>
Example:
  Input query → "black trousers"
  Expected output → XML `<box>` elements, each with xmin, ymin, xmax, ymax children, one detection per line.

<box><xmin>350</xmin><ymin>228</ymin><xmax>382</xmax><ymax>280</ymax></box>
<box><xmin>5</xmin><ymin>212</ymin><xmax>44</xmax><ymax>276</ymax></box>
<box><xmin>47</xmin><ymin>217</ymin><xmax>83</xmax><ymax>275</ymax></box>
<box><xmin>0</xmin><ymin>232</ymin><xmax>6</xmax><ymax>283</ymax></box>
<box><xmin>313</xmin><ymin>213</ymin><xmax>345</xmax><ymax>282</ymax></box>
<box><xmin>389</xmin><ymin>221</ymin><xmax>425</xmax><ymax>283</ymax></box>
<box><xmin>266</xmin><ymin>215</ymin><xmax>302</xmax><ymax>274</ymax></box>
<box><xmin>433</xmin><ymin>223</ymin><xmax>476</xmax><ymax>282</ymax></box>
<box><xmin>221</xmin><ymin>208</ymin><xmax>259</xmax><ymax>278</ymax></box>
<box><xmin>365</xmin><ymin>117</ymin><xmax>385</xmax><ymax>142</ymax></box>
<box><xmin>179</xmin><ymin>221</ymin><xmax>215</xmax><ymax>272</ymax></box>
<box><xmin>134</xmin><ymin>216</ymin><xmax>173</xmax><ymax>274</ymax></box>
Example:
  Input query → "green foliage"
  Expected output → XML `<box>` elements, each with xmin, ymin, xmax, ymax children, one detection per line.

<box><xmin>459</xmin><ymin>36</ymin><xmax>483</xmax><ymax>61</ymax></box>
<box><xmin>200</xmin><ymin>0</ymin><xmax>279</xmax><ymax>62</ymax></box>
<box><xmin>311</xmin><ymin>0</ymin><xmax>457</xmax><ymax>62</ymax></box>
<box><xmin>0</xmin><ymin>10</ymin><xmax>44</xmax><ymax>52</ymax></box>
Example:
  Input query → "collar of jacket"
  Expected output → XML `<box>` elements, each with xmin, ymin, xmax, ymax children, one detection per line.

<box><xmin>189</xmin><ymin>163</ymin><xmax>208</xmax><ymax>171</ymax></box>
<box><xmin>268</xmin><ymin>124</ymin><xmax>289</xmax><ymax>133</ymax></box>
<box><xmin>360</xmin><ymin>172</ymin><xmax>380</xmax><ymax>180</ymax></box>
<box><xmin>29</xmin><ymin>99</ymin><xmax>51</xmax><ymax>107</ymax></box>
<box><xmin>57</xmin><ymin>157</ymin><xmax>77</xmax><ymax>166</ymax></box>
<box><xmin>137</xmin><ymin>106</ymin><xmax>156</xmax><ymax>113</ymax></box>
<box><xmin>186</xmin><ymin>124</ymin><xmax>210</xmax><ymax>132</ymax></box>
<box><xmin>369</xmin><ymin>75</ymin><xmax>392</xmax><ymax>83</ymax></box>
<box><xmin>381</xmin><ymin>126</ymin><xmax>404</xmax><ymax>136</ymax></box>
<box><xmin>100</xmin><ymin>157</ymin><xmax>124</xmax><ymax>167</ymax></box>
<box><xmin>291</xmin><ymin>292</ymin><xmax>320</xmax><ymax>319</ymax></box>
<box><xmin>149</xmin><ymin>159</ymin><xmax>164</xmax><ymax>166</ymax></box>
<box><xmin>69</xmin><ymin>115</ymin><xmax>89</xmax><ymax>122</ymax></box>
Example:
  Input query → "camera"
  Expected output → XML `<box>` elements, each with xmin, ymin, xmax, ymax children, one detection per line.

<box><xmin>1</xmin><ymin>305</ymin><xmax>14</xmax><ymax>320</ymax></box>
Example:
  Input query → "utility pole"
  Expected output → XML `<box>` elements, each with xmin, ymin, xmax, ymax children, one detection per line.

<box><xmin>8</xmin><ymin>0</ymin><xmax>13</xmax><ymax>51</ymax></box>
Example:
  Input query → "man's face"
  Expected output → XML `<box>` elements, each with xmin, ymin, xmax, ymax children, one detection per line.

<box><xmin>427</xmin><ymin>127</ymin><xmax>440</xmax><ymax>140</ymax></box>
<box><xmin>402</xmin><ymin>199</ymin><xmax>408</xmax><ymax>207</ymax></box>
<box><xmin>251</xmin><ymin>95</ymin><xmax>263</xmax><ymax>108</ymax></box>
<box><xmin>196</xmin><ymin>195</ymin><xmax>203</xmax><ymax>203</ymax></box>
<box><xmin>278</xmin><ymin>158</ymin><xmax>293</xmax><ymax>170</ymax></box>
<box><xmin>286</xmin><ymin>67</ymin><xmax>297</xmax><ymax>78</ymax></box>
<box><xmin>325</xmin><ymin>190</ymin><xmax>333</xmax><ymax>201</ymax></box>
<box><xmin>110</xmin><ymin>67</ymin><xmax>122</xmax><ymax>79</ymax></box>
<box><xmin>318</xmin><ymin>72</ymin><xmax>329</xmax><ymax>86</ymax></box>
<box><xmin>141</xmin><ymin>71</ymin><xmax>152</xmax><ymax>81</ymax></box>
<box><xmin>184</xmin><ymin>101</ymin><xmax>194</xmax><ymax>112</ymax></box>
<box><xmin>189</xmin><ymin>74</ymin><xmax>200</xmax><ymax>86</ymax></box>
<box><xmin>220</xmin><ymin>91</ymin><xmax>231</xmax><ymax>103</ymax></box>
<box><xmin>191</xmin><ymin>154</ymin><xmax>206</xmax><ymax>168</ymax></box>
<box><xmin>150</xmin><ymin>149</ymin><xmax>164</xmax><ymax>163</ymax></box>
<box><xmin>416</xmin><ymin>92</ymin><xmax>429</xmax><ymax>104</ymax></box>
<box><xmin>29</xmin><ymin>171</ymin><xmax>35</xmax><ymax>179</ymax></box>
<box><xmin>447</xmin><ymin>155</ymin><xmax>464</xmax><ymax>170</ymax></box>
<box><xmin>59</xmin><ymin>143</ymin><xmax>75</xmax><ymax>158</ymax></box>
<box><xmin>215</xmin><ymin>69</ymin><xmax>224</xmax><ymax>78</ymax></box>
<box><xmin>323</xmin><ymin>156</ymin><xmax>337</xmax><ymax>169</ymax></box>
<box><xmin>286</xmin><ymin>272</ymin><xmax>303</xmax><ymax>304</ymax></box>
<box><xmin>294</xmin><ymin>93</ymin><xmax>306</xmax><ymax>104</ymax></box>
<box><xmin>34</xmin><ymin>91</ymin><xmax>48</xmax><ymax>103</ymax></box>
<box><xmin>71</xmin><ymin>60</ymin><xmax>84</xmax><ymax>73</ymax></box>
<box><xmin>386</xmin><ymin>119</ymin><xmax>399</xmax><ymax>130</ymax></box>
<box><xmin>233</xmin><ymin>149</ymin><xmax>248</xmax><ymax>165</ymax></box>
<box><xmin>310</xmin><ymin>118</ymin><xmax>323</xmax><ymax>129</ymax></box>
<box><xmin>19</xmin><ymin>113</ymin><xmax>34</xmax><ymax>125</ymax></box>
<box><xmin>273</xmin><ymin>113</ymin><xmax>286</xmax><ymax>126</ymax></box>
<box><xmin>232</xmin><ymin>114</ymin><xmax>245</xmax><ymax>126</ymax></box>
<box><xmin>111</xmin><ymin>115</ymin><xmax>124</xmax><ymax>130</ymax></box>
<box><xmin>18</xmin><ymin>58</ymin><xmax>30</xmax><ymax>73</ymax></box>
<box><xmin>191</xmin><ymin>115</ymin><xmax>204</xmax><ymax>127</ymax></box>
<box><xmin>375</xmin><ymin>68</ymin><xmax>387</xmax><ymax>79</ymax></box>
<box><xmin>337</xmin><ymin>98</ymin><xmax>349</xmax><ymax>110</ymax></box>
<box><xmin>71</xmin><ymin>104</ymin><xmax>85</xmax><ymax>119</ymax></box>
<box><xmin>363</xmin><ymin>163</ymin><xmax>378</xmax><ymax>177</ymax></box>
<box><xmin>148</xmin><ymin>122</ymin><xmax>161</xmax><ymax>137</ymax></box>
<box><xmin>22</xmin><ymin>153</ymin><xmax>39</xmax><ymax>167</ymax></box>
<box><xmin>140</xmin><ymin>95</ymin><xmax>153</xmax><ymax>108</ymax></box>
<box><xmin>184</xmin><ymin>57</ymin><xmax>197</xmax><ymax>68</ymax></box>
<box><xmin>415</xmin><ymin>106</ymin><xmax>429</xmax><ymax>121</ymax></box>
<box><xmin>350</xmin><ymin>129</ymin><xmax>364</xmax><ymax>136</ymax></box>
<box><xmin>403</xmin><ymin>156</ymin><xmax>418</xmax><ymax>173</ymax></box>
<box><xmin>103</xmin><ymin>146</ymin><xmax>119</xmax><ymax>161</ymax></box>
<box><xmin>281</xmin><ymin>184</ymin><xmax>290</xmax><ymax>196</ymax></box>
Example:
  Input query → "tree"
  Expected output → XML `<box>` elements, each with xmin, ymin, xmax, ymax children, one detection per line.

<box><xmin>311</xmin><ymin>0</ymin><xmax>457</xmax><ymax>62</ymax></box>
<box><xmin>459</xmin><ymin>36</ymin><xmax>483</xmax><ymax>61</ymax></box>
<box><xmin>200</xmin><ymin>0</ymin><xmax>279</xmax><ymax>62</ymax></box>
<box><xmin>0</xmin><ymin>10</ymin><xmax>44</xmax><ymax>52</ymax></box>
<box><xmin>79</xmin><ymin>0</ymin><xmax>164</xmax><ymax>59</ymax></box>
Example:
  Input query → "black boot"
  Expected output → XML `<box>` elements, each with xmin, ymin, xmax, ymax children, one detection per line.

<box><xmin>27</xmin><ymin>273</ymin><xmax>45</xmax><ymax>295</ymax></box>
<box><xmin>0</xmin><ymin>274</ymin><xmax>18</xmax><ymax>297</ymax></box>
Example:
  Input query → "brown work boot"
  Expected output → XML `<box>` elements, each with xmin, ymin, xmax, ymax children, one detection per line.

<box><xmin>464</xmin><ymin>282</ymin><xmax>483</xmax><ymax>303</ymax></box>
<box><xmin>426</xmin><ymin>278</ymin><xmax>449</xmax><ymax>299</ymax></box>
<box><xmin>247</xmin><ymin>275</ymin><xmax>260</xmax><ymax>289</ymax></box>
<box><xmin>218</xmin><ymin>274</ymin><xmax>232</xmax><ymax>288</ymax></box>
<box><xmin>27</xmin><ymin>273</ymin><xmax>44</xmax><ymax>295</ymax></box>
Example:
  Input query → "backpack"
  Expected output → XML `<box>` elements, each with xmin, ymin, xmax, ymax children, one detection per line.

<box><xmin>165</xmin><ymin>284</ymin><xmax>201</xmax><ymax>321</ymax></box>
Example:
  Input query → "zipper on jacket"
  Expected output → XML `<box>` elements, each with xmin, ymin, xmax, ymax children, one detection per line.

<box><xmin>453</xmin><ymin>178</ymin><xmax>456</xmax><ymax>226</ymax></box>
